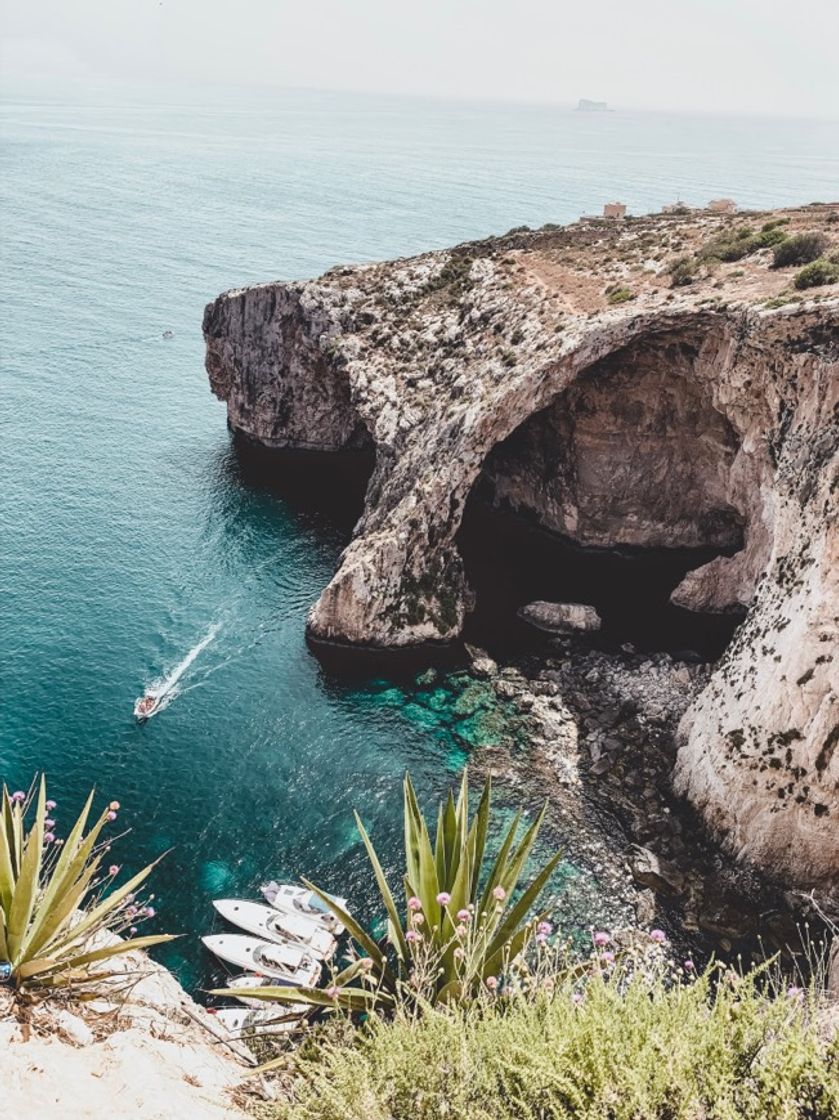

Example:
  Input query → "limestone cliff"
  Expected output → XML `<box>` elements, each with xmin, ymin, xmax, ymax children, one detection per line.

<box><xmin>204</xmin><ymin>204</ymin><xmax>839</xmax><ymax>900</ymax></box>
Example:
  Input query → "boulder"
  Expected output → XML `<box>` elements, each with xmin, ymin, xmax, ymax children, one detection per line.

<box><xmin>518</xmin><ymin>601</ymin><xmax>602</xmax><ymax>635</ymax></box>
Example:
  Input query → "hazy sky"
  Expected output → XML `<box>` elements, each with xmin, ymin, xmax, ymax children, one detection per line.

<box><xmin>1</xmin><ymin>0</ymin><xmax>837</xmax><ymax>117</ymax></box>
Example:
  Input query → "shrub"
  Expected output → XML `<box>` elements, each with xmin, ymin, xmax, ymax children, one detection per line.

<box><xmin>213</xmin><ymin>771</ymin><xmax>562</xmax><ymax>1047</ymax></box>
<box><xmin>772</xmin><ymin>231</ymin><xmax>830</xmax><ymax>269</ymax></box>
<box><xmin>267</xmin><ymin>960</ymin><xmax>839</xmax><ymax>1120</ymax></box>
<box><xmin>699</xmin><ymin>225</ymin><xmax>788</xmax><ymax>263</ymax></box>
<box><xmin>606</xmin><ymin>286</ymin><xmax>634</xmax><ymax>304</ymax></box>
<box><xmin>793</xmin><ymin>258</ymin><xmax>839</xmax><ymax>290</ymax></box>
<box><xmin>668</xmin><ymin>255</ymin><xmax>698</xmax><ymax>287</ymax></box>
<box><xmin>0</xmin><ymin>778</ymin><xmax>174</xmax><ymax>995</ymax></box>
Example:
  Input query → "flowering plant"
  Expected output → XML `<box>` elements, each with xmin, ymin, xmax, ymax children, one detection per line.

<box><xmin>0</xmin><ymin>777</ymin><xmax>174</xmax><ymax>995</ymax></box>
<box><xmin>213</xmin><ymin>769</ymin><xmax>561</xmax><ymax>1028</ymax></box>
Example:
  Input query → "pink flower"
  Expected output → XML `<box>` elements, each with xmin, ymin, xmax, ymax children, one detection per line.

<box><xmin>485</xmin><ymin>976</ymin><xmax>498</xmax><ymax>991</ymax></box>
<box><xmin>126</xmin><ymin>893</ymin><xmax>135</xmax><ymax>903</ymax></box>
<box><xmin>453</xmin><ymin>947</ymin><xmax>465</xmax><ymax>960</ymax></box>
<box><xmin>455</xmin><ymin>924</ymin><xmax>467</xmax><ymax>938</ymax></box>
<box><xmin>406</xmin><ymin>929</ymin><xmax>422</xmax><ymax>943</ymax></box>
<box><xmin>572</xmin><ymin>991</ymin><xmax>584</xmax><ymax>1006</ymax></box>
<box><xmin>107</xmin><ymin>811</ymin><xmax>117</xmax><ymax>821</ymax></box>
<box><xmin>593</xmin><ymin>931</ymin><xmax>610</xmax><ymax>947</ymax></box>
<box><xmin>129</xmin><ymin>926</ymin><xmax>138</xmax><ymax>935</ymax></box>
<box><xmin>109</xmin><ymin>801</ymin><xmax>120</xmax><ymax>811</ymax></box>
<box><xmin>436</xmin><ymin>891</ymin><xmax>451</xmax><ymax>906</ymax></box>
<box><xmin>359</xmin><ymin>957</ymin><xmax>374</xmax><ymax>972</ymax></box>
<box><xmin>456</xmin><ymin>908</ymin><xmax>470</xmax><ymax>922</ymax></box>
<box><xmin>649</xmin><ymin>929</ymin><xmax>667</xmax><ymax>944</ymax></box>
<box><xmin>411</xmin><ymin>912</ymin><xmax>424</xmax><ymax>926</ymax></box>
<box><xmin>326</xmin><ymin>986</ymin><xmax>339</xmax><ymax>999</ymax></box>
<box><xmin>684</xmin><ymin>959</ymin><xmax>695</xmax><ymax>972</ymax></box>
<box><xmin>601</xmin><ymin>951</ymin><xmax>615</xmax><ymax>965</ymax></box>
<box><xmin>536</xmin><ymin>932</ymin><xmax>547</xmax><ymax>944</ymax></box>
<box><xmin>45</xmin><ymin>818</ymin><xmax>56</xmax><ymax>829</ymax></box>
<box><xmin>144</xmin><ymin>906</ymin><xmax>155</xmax><ymax>918</ymax></box>
<box><xmin>537</xmin><ymin>921</ymin><xmax>553</xmax><ymax>936</ymax></box>
<box><xmin>492</xmin><ymin>886</ymin><xmax>506</xmax><ymax>902</ymax></box>
<box><xmin>407</xmin><ymin>896</ymin><xmax>422</xmax><ymax>912</ymax></box>
<box><xmin>787</xmin><ymin>985</ymin><xmax>804</xmax><ymax>1002</ymax></box>
<box><xmin>108</xmin><ymin>864</ymin><xmax>120</xmax><ymax>877</ymax></box>
<box><xmin>44</xmin><ymin>832</ymin><xmax>55</xmax><ymax>844</ymax></box>
<box><xmin>11</xmin><ymin>791</ymin><xmax>25</xmax><ymax>802</ymax></box>
<box><xmin>45</xmin><ymin>799</ymin><xmax>57</xmax><ymax>810</ymax></box>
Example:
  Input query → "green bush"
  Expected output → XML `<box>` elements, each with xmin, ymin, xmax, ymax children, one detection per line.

<box><xmin>668</xmin><ymin>255</ymin><xmax>698</xmax><ymax>287</ymax></box>
<box><xmin>772</xmin><ymin>231</ymin><xmax>830</xmax><ymax>269</ymax></box>
<box><xmin>0</xmin><ymin>778</ymin><xmax>174</xmax><ymax>995</ymax></box>
<box><xmin>264</xmin><ymin>962</ymin><xmax>839</xmax><ymax>1120</ymax></box>
<box><xmin>606</xmin><ymin>286</ymin><xmax>634</xmax><ymax>304</ymax></box>
<box><xmin>699</xmin><ymin>225</ymin><xmax>788</xmax><ymax>263</ymax></box>
<box><xmin>214</xmin><ymin>771</ymin><xmax>562</xmax><ymax>1055</ymax></box>
<box><xmin>793</xmin><ymin>258</ymin><xmax>839</xmax><ymax>290</ymax></box>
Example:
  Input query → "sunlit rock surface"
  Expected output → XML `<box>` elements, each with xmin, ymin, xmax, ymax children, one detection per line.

<box><xmin>204</xmin><ymin>204</ymin><xmax>838</xmax><ymax>899</ymax></box>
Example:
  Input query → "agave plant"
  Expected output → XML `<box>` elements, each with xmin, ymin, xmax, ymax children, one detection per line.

<box><xmin>213</xmin><ymin>770</ymin><xmax>562</xmax><ymax>1022</ymax></box>
<box><xmin>0</xmin><ymin>777</ymin><xmax>175</xmax><ymax>995</ymax></box>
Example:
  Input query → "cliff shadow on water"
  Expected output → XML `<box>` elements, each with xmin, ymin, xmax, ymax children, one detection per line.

<box><xmin>228</xmin><ymin>431</ymin><xmax>375</xmax><ymax>536</ymax></box>
<box><xmin>457</xmin><ymin>492</ymin><xmax>745</xmax><ymax>663</ymax></box>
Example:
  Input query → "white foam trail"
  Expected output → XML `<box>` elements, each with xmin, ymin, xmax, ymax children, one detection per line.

<box><xmin>160</xmin><ymin>622</ymin><xmax>221</xmax><ymax>693</ymax></box>
<box><xmin>142</xmin><ymin>622</ymin><xmax>222</xmax><ymax>714</ymax></box>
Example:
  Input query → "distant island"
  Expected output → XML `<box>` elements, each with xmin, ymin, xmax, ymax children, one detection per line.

<box><xmin>577</xmin><ymin>98</ymin><xmax>609</xmax><ymax>111</ymax></box>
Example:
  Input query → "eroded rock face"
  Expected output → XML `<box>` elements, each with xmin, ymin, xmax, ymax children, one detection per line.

<box><xmin>204</xmin><ymin>204</ymin><xmax>839</xmax><ymax>898</ymax></box>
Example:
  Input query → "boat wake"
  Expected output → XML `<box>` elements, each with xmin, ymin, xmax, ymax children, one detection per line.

<box><xmin>135</xmin><ymin>622</ymin><xmax>221</xmax><ymax>720</ymax></box>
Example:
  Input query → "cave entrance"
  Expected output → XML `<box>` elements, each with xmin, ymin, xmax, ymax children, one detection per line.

<box><xmin>457</xmin><ymin>333</ymin><xmax>747</xmax><ymax>661</ymax></box>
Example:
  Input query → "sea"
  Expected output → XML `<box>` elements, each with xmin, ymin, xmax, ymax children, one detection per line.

<box><xmin>1</xmin><ymin>87</ymin><xmax>837</xmax><ymax>986</ymax></box>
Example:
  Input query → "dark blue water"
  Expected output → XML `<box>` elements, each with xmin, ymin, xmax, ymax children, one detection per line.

<box><xmin>2</xmin><ymin>90</ymin><xmax>837</xmax><ymax>986</ymax></box>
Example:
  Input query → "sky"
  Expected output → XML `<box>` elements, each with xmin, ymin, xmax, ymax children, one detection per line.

<box><xmin>1</xmin><ymin>0</ymin><xmax>838</xmax><ymax>117</ymax></box>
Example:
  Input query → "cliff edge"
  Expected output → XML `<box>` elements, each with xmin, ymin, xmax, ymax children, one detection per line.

<box><xmin>203</xmin><ymin>204</ymin><xmax>838</xmax><ymax>901</ymax></box>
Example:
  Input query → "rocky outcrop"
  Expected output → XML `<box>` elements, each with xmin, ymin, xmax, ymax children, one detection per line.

<box><xmin>1</xmin><ymin>946</ymin><xmax>251</xmax><ymax>1119</ymax></box>
<box><xmin>519</xmin><ymin>601</ymin><xmax>602</xmax><ymax>634</ymax></box>
<box><xmin>204</xmin><ymin>204</ymin><xmax>839</xmax><ymax>899</ymax></box>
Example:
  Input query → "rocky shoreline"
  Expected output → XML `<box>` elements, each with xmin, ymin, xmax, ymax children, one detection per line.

<box><xmin>204</xmin><ymin>203</ymin><xmax>838</xmax><ymax>917</ymax></box>
<box><xmin>466</xmin><ymin>642</ymin><xmax>809</xmax><ymax>955</ymax></box>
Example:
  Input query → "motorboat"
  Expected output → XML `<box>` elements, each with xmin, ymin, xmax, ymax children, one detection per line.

<box><xmin>202</xmin><ymin>934</ymin><xmax>321</xmax><ymax>986</ymax></box>
<box><xmin>213</xmin><ymin>899</ymin><xmax>336</xmax><ymax>960</ymax></box>
<box><xmin>133</xmin><ymin>690</ymin><xmax>164</xmax><ymax>721</ymax></box>
<box><xmin>261</xmin><ymin>881</ymin><xmax>348</xmax><ymax>935</ymax></box>
<box><xmin>227</xmin><ymin>973</ymin><xmax>286</xmax><ymax>1008</ymax></box>
<box><xmin>215</xmin><ymin>1006</ymin><xmax>308</xmax><ymax>1038</ymax></box>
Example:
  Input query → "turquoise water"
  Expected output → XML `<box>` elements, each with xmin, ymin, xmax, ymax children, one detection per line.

<box><xmin>1</xmin><ymin>90</ymin><xmax>837</xmax><ymax>986</ymax></box>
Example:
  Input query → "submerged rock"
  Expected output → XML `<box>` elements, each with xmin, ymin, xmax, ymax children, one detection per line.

<box><xmin>518</xmin><ymin>600</ymin><xmax>602</xmax><ymax>634</ymax></box>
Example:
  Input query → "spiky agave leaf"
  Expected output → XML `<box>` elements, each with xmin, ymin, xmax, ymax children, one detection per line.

<box><xmin>0</xmin><ymin>775</ymin><xmax>174</xmax><ymax>995</ymax></box>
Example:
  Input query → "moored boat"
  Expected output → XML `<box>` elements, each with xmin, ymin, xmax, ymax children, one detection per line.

<box><xmin>261</xmin><ymin>881</ymin><xmax>348</xmax><ymax>935</ymax></box>
<box><xmin>214</xmin><ymin>1006</ymin><xmax>308</xmax><ymax>1037</ymax></box>
<box><xmin>213</xmin><ymin>898</ymin><xmax>336</xmax><ymax>959</ymax></box>
<box><xmin>202</xmin><ymin>934</ymin><xmax>321</xmax><ymax>986</ymax></box>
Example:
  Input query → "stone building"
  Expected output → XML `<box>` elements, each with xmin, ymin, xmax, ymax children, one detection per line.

<box><xmin>603</xmin><ymin>202</ymin><xmax>626</xmax><ymax>219</ymax></box>
<box><xmin>707</xmin><ymin>198</ymin><xmax>737</xmax><ymax>213</ymax></box>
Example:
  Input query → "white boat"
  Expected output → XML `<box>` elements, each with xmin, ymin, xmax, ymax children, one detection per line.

<box><xmin>213</xmin><ymin>899</ymin><xmax>336</xmax><ymax>960</ymax></box>
<box><xmin>227</xmin><ymin>973</ymin><xmax>285</xmax><ymax>1008</ymax></box>
<box><xmin>202</xmin><ymin>934</ymin><xmax>322</xmax><ymax>986</ymax></box>
<box><xmin>215</xmin><ymin>1006</ymin><xmax>308</xmax><ymax>1037</ymax></box>
<box><xmin>261</xmin><ymin>881</ymin><xmax>348</xmax><ymax>935</ymax></box>
<box><xmin>133</xmin><ymin>690</ymin><xmax>164</xmax><ymax>721</ymax></box>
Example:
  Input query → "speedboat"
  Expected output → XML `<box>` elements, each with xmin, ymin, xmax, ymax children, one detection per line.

<box><xmin>227</xmin><ymin>973</ymin><xmax>287</xmax><ymax>1008</ymax></box>
<box><xmin>133</xmin><ymin>690</ymin><xmax>164</xmax><ymax>721</ymax></box>
<box><xmin>202</xmin><ymin>934</ymin><xmax>321</xmax><ymax>986</ymax></box>
<box><xmin>213</xmin><ymin>899</ymin><xmax>336</xmax><ymax>960</ymax></box>
<box><xmin>215</xmin><ymin>1006</ymin><xmax>308</xmax><ymax>1038</ymax></box>
<box><xmin>261</xmin><ymin>881</ymin><xmax>348</xmax><ymax>935</ymax></box>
